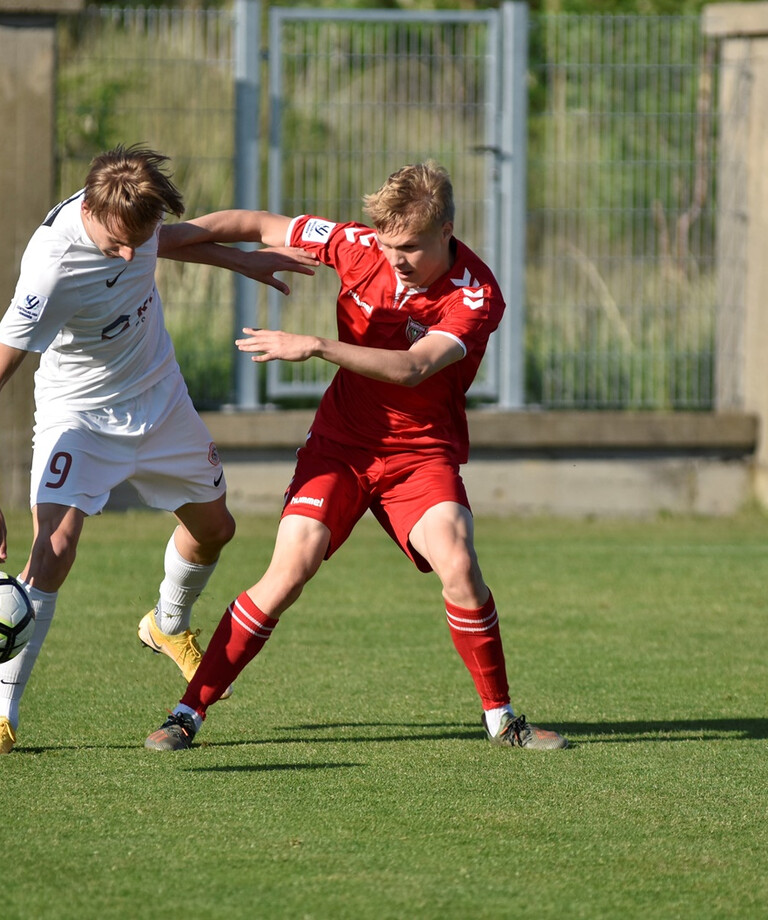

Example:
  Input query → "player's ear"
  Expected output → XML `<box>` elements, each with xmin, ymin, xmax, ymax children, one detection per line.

<box><xmin>441</xmin><ymin>221</ymin><xmax>453</xmax><ymax>242</ymax></box>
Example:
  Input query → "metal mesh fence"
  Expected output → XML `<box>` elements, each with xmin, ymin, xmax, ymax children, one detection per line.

<box><xmin>526</xmin><ymin>14</ymin><xmax>718</xmax><ymax>409</ymax></box>
<box><xmin>54</xmin><ymin>5</ymin><xmax>718</xmax><ymax>411</ymax></box>
<box><xmin>56</xmin><ymin>4</ymin><xmax>238</xmax><ymax>408</ymax></box>
<box><xmin>265</xmin><ymin>8</ymin><xmax>500</xmax><ymax>401</ymax></box>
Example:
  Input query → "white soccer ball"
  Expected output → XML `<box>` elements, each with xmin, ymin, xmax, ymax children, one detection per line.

<box><xmin>0</xmin><ymin>573</ymin><xmax>35</xmax><ymax>663</ymax></box>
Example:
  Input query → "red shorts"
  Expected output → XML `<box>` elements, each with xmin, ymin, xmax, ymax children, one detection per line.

<box><xmin>281</xmin><ymin>432</ymin><xmax>470</xmax><ymax>572</ymax></box>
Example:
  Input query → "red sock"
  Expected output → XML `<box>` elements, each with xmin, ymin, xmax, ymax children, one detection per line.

<box><xmin>180</xmin><ymin>591</ymin><xmax>279</xmax><ymax>717</ymax></box>
<box><xmin>445</xmin><ymin>592</ymin><xmax>510</xmax><ymax>709</ymax></box>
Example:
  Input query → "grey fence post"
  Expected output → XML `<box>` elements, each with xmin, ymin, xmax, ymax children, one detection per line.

<box><xmin>705</xmin><ymin>2</ymin><xmax>768</xmax><ymax>504</ymax></box>
<box><xmin>496</xmin><ymin>1</ymin><xmax>528</xmax><ymax>410</ymax></box>
<box><xmin>233</xmin><ymin>0</ymin><xmax>261</xmax><ymax>409</ymax></box>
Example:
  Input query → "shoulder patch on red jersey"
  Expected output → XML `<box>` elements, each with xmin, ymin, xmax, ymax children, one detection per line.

<box><xmin>301</xmin><ymin>219</ymin><xmax>336</xmax><ymax>244</ymax></box>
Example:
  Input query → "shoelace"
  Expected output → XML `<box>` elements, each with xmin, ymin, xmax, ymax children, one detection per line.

<box><xmin>163</xmin><ymin>710</ymin><xmax>193</xmax><ymax>737</ymax></box>
<box><xmin>178</xmin><ymin>629</ymin><xmax>203</xmax><ymax>666</ymax></box>
<box><xmin>506</xmin><ymin>714</ymin><xmax>529</xmax><ymax>746</ymax></box>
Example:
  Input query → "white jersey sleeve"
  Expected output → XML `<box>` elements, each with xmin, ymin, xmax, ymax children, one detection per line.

<box><xmin>0</xmin><ymin>191</ymin><xmax>178</xmax><ymax>414</ymax></box>
<box><xmin>0</xmin><ymin>228</ymin><xmax>86</xmax><ymax>353</ymax></box>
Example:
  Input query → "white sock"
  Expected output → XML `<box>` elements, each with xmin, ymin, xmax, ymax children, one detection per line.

<box><xmin>175</xmin><ymin>703</ymin><xmax>203</xmax><ymax>732</ymax></box>
<box><xmin>155</xmin><ymin>533</ymin><xmax>217</xmax><ymax>634</ymax></box>
<box><xmin>483</xmin><ymin>705</ymin><xmax>515</xmax><ymax>738</ymax></box>
<box><xmin>0</xmin><ymin>579</ymin><xmax>57</xmax><ymax>730</ymax></box>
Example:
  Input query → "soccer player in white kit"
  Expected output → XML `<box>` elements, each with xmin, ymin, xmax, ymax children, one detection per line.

<box><xmin>0</xmin><ymin>145</ymin><xmax>317</xmax><ymax>753</ymax></box>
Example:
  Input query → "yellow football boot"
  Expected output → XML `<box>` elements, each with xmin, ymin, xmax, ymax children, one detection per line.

<box><xmin>138</xmin><ymin>609</ymin><xmax>233</xmax><ymax>700</ymax></box>
<box><xmin>0</xmin><ymin>716</ymin><xmax>16</xmax><ymax>754</ymax></box>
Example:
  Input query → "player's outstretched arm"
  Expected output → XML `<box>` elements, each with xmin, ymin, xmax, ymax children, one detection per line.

<box><xmin>160</xmin><ymin>210</ymin><xmax>293</xmax><ymax>248</ymax></box>
<box><xmin>235</xmin><ymin>327</ymin><xmax>464</xmax><ymax>387</ymax></box>
<box><xmin>0</xmin><ymin>343</ymin><xmax>29</xmax><ymax>562</ymax></box>
<box><xmin>161</xmin><ymin>242</ymin><xmax>318</xmax><ymax>295</ymax></box>
<box><xmin>157</xmin><ymin>211</ymin><xmax>317</xmax><ymax>294</ymax></box>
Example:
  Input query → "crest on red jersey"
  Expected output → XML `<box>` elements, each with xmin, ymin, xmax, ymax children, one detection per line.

<box><xmin>406</xmin><ymin>317</ymin><xmax>429</xmax><ymax>344</ymax></box>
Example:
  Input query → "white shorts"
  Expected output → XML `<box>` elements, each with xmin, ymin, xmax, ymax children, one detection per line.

<box><xmin>30</xmin><ymin>373</ymin><xmax>226</xmax><ymax>515</ymax></box>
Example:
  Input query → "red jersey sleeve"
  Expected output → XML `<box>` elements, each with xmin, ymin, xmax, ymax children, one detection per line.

<box><xmin>287</xmin><ymin>216</ymin><xmax>380</xmax><ymax>290</ymax></box>
<box><xmin>425</xmin><ymin>242</ymin><xmax>505</xmax><ymax>357</ymax></box>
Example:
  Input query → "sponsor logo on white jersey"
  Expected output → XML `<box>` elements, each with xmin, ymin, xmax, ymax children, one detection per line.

<box><xmin>302</xmin><ymin>219</ymin><xmax>336</xmax><ymax>244</ymax></box>
<box><xmin>13</xmin><ymin>291</ymin><xmax>48</xmax><ymax>322</ymax></box>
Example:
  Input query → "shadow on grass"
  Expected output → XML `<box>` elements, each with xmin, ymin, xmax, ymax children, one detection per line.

<box><xmin>13</xmin><ymin>717</ymin><xmax>768</xmax><ymax>755</ymax></box>
<box><xmin>203</xmin><ymin>722</ymin><xmax>481</xmax><ymax>748</ymax></box>
<box><xmin>185</xmin><ymin>762</ymin><xmax>362</xmax><ymax>773</ymax></box>
<box><xmin>186</xmin><ymin>716</ymin><xmax>768</xmax><ymax>750</ymax></box>
<box><xmin>289</xmin><ymin>718</ymin><xmax>768</xmax><ymax>743</ymax></box>
<box><xmin>235</xmin><ymin>716</ymin><xmax>768</xmax><ymax>747</ymax></box>
<box><xmin>554</xmin><ymin>717</ymin><xmax>768</xmax><ymax>743</ymax></box>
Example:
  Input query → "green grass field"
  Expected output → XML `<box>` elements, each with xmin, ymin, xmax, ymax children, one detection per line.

<box><xmin>2</xmin><ymin>508</ymin><xmax>767</xmax><ymax>919</ymax></box>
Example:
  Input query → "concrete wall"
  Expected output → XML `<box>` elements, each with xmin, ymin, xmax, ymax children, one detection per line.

<box><xmin>184</xmin><ymin>409</ymin><xmax>757</xmax><ymax>519</ymax></box>
<box><xmin>216</xmin><ymin>451</ymin><xmax>755</xmax><ymax>519</ymax></box>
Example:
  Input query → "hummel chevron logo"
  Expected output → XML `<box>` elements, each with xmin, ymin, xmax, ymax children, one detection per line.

<box><xmin>462</xmin><ymin>289</ymin><xmax>485</xmax><ymax>310</ymax></box>
<box><xmin>451</xmin><ymin>267</ymin><xmax>479</xmax><ymax>288</ymax></box>
<box><xmin>451</xmin><ymin>269</ymin><xmax>484</xmax><ymax>309</ymax></box>
<box><xmin>106</xmin><ymin>266</ymin><xmax>127</xmax><ymax>288</ymax></box>
<box><xmin>344</xmin><ymin>227</ymin><xmax>378</xmax><ymax>247</ymax></box>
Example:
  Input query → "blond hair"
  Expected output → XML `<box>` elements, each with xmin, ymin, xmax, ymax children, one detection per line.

<box><xmin>362</xmin><ymin>161</ymin><xmax>455</xmax><ymax>235</ymax></box>
<box><xmin>83</xmin><ymin>144</ymin><xmax>185</xmax><ymax>242</ymax></box>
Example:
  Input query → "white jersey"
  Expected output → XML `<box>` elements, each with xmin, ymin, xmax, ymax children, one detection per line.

<box><xmin>0</xmin><ymin>190</ymin><xmax>178</xmax><ymax>415</ymax></box>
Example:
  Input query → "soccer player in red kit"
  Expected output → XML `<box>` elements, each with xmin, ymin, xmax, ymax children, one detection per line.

<box><xmin>145</xmin><ymin>162</ymin><xmax>568</xmax><ymax>752</ymax></box>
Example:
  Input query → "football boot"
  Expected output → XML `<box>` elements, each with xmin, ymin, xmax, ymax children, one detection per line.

<box><xmin>482</xmin><ymin>711</ymin><xmax>569</xmax><ymax>750</ymax></box>
<box><xmin>0</xmin><ymin>716</ymin><xmax>16</xmax><ymax>754</ymax></box>
<box><xmin>144</xmin><ymin>711</ymin><xmax>197</xmax><ymax>752</ymax></box>
<box><xmin>138</xmin><ymin>608</ymin><xmax>233</xmax><ymax>700</ymax></box>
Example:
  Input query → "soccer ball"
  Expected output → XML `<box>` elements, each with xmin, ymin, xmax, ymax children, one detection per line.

<box><xmin>0</xmin><ymin>573</ymin><xmax>35</xmax><ymax>664</ymax></box>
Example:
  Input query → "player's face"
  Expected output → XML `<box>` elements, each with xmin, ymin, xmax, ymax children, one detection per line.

<box><xmin>81</xmin><ymin>202</ymin><xmax>154</xmax><ymax>261</ymax></box>
<box><xmin>376</xmin><ymin>221</ymin><xmax>454</xmax><ymax>289</ymax></box>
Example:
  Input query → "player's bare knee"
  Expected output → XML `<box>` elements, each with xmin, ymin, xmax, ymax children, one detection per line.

<box><xmin>193</xmin><ymin>509</ymin><xmax>236</xmax><ymax>555</ymax></box>
<box><xmin>436</xmin><ymin>553</ymin><xmax>486</xmax><ymax>603</ymax></box>
<box><xmin>437</xmin><ymin>551</ymin><xmax>475</xmax><ymax>588</ymax></box>
<box><xmin>217</xmin><ymin>509</ymin><xmax>236</xmax><ymax>547</ymax></box>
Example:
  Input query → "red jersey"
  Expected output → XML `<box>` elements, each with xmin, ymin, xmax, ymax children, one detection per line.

<box><xmin>288</xmin><ymin>216</ymin><xmax>506</xmax><ymax>464</ymax></box>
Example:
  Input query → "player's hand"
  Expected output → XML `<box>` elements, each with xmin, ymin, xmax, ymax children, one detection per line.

<box><xmin>239</xmin><ymin>248</ymin><xmax>319</xmax><ymax>295</ymax></box>
<box><xmin>0</xmin><ymin>507</ymin><xmax>8</xmax><ymax>563</ymax></box>
<box><xmin>236</xmin><ymin>327</ymin><xmax>319</xmax><ymax>363</ymax></box>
